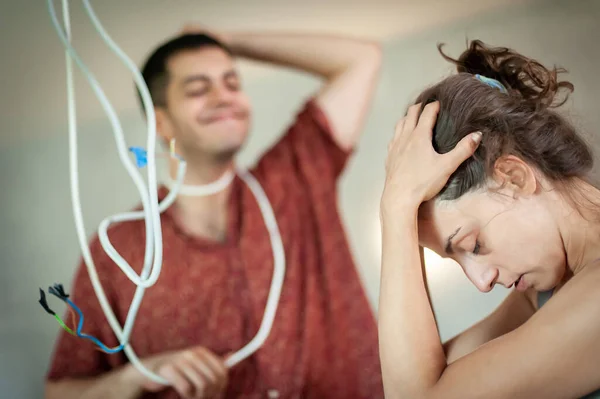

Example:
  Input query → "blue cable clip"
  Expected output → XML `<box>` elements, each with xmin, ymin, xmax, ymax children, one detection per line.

<box><xmin>129</xmin><ymin>146</ymin><xmax>148</xmax><ymax>168</ymax></box>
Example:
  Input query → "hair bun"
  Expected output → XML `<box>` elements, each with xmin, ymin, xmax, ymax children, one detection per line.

<box><xmin>438</xmin><ymin>40</ymin><xmax>574</xmax><ymax>108</ymax></box>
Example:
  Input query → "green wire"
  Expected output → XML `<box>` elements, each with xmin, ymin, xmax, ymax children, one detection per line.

<box><xmin>54</xmin><ymin>314</ymin><xmax>76</xmax><ymax>336</ymax></box>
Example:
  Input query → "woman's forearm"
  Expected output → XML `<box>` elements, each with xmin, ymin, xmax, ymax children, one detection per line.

<box><xmin>378</xmin><ymin>205</ymin><xmax>446</xmax><ymax>398</ymax></box>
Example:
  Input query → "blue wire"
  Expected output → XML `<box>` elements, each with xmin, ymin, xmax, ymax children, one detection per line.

<box><xmin>65</xmin><ymin>298</ymin><xmax>125</xmax><ymax>354</ymax></box>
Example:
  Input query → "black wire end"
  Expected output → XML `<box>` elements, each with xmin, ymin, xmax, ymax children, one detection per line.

<box><xmin>38</xmin><ymin>288</ymin><xmax>55</xmax><ymax>316</ymax></box>
<box><xmin>49</xmin><ymin>283</ymin><xmax>69</xmax><ymax>300</ymax></box>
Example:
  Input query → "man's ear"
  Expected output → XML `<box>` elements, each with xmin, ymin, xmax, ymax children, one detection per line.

<box><xmin>155</xmin><ymin>107</ymin><xmax>173</xmax><ymax>142</ymax></box>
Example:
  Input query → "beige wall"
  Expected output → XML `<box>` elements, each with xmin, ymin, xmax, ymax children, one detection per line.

<box><xmin>0</xmin><ymin>0</ymin><xmax>598</xmax><ymax>397</ymax></box>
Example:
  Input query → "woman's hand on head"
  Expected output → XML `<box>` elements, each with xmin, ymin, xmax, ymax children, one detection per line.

<box><xmin>381</xmin><ymin>101</ymin><xmax>482</xmax><ymax>214</ymax></box>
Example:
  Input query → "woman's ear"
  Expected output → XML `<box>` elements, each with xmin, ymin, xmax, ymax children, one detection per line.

<box><xmin>493</xmin><ymin>155</ymin><xmax>538</xmax><ymax>198</ymax></box>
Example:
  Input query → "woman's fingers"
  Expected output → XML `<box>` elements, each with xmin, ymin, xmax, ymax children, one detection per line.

<box><xmin>403</xmin><ymin>103</ymin><xmax>422</xmax><ymax>133</ymax></box>
<box><xmin>415</xmin><ymin>102</ymin><xmax>440</xmax><ymax>139</ymax></box>
<box><xmin>442</xmin><ymin>132</ymin><xmax>482</xmax><ymax>173</ymax></box>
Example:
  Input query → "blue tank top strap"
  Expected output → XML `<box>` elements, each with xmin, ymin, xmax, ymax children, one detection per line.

<box><xmin>537</xmin><ymin>289</ymin><xmax>554</xmax><ymax>308</ymax></box>
<box><xmin>539</xmin><ymin>258</ymin><xmax>600</xmax><ymax>308</ymax></box>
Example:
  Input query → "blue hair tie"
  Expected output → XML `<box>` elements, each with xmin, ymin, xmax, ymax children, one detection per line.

<box><xmin>474</xmin><ymin>74</ymin><xmax>508</xmax><ymax>94</ymax></box>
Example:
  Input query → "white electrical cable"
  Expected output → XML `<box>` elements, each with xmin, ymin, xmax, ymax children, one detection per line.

<box><xmin>50</xmin><ymin>0</ymin><xmax>160</xmax><ymax>288</ymax></box>
<box><xmin>48</xmin><ymin>0</ymin><xmax>286</xmax><ymax>386</ymax></box>
<box><xmin>224</xmin><ymin>168</ymin><xmax>286</xmax><ymax>368</ymax></box>
<box><xmin>166</xmin><ymin>170</ymin><xmax>235</xmax><ymax>197</ymax></box>
<box><xmin>81</xmin><ymin>0</ymin><xmax>163</xmax><ymax>290</ymax></box>
<box><xmin>166</xmin><ymin>167</ymin><xmax>287</xmax><ymax>369</ymax></box>
<box><xmin>49</xmin><ymin>0</ymin><xmax>174</xmax><ymax>384</ymax></box>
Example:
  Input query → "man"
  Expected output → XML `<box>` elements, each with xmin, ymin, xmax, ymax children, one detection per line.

<box><xmin>45</xmin><ymin>26</ymin><xmax>383</xmax><ymax>399</ymax></box>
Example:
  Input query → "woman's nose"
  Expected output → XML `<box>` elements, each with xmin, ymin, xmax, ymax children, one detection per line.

<box><xmin>464</xmin><ymin>263</ymin><xmax>499</xmax><ymax>293</ymax></box>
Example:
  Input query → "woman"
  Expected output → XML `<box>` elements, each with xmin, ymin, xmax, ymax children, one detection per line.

<box><xmin>379</xmin><ymin>40</ymin><xmax>600</xmax><ymax>398</ymax></box>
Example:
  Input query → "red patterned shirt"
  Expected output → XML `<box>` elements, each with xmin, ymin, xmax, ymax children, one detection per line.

<box><xmin>47</xmin><ymin>100</ymin><xmax>383</xmax><ymax>398</ymax></box>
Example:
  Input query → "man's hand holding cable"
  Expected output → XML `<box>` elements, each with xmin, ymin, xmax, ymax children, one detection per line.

<box><xmin>126</xmin><ymin>346</ymin><xmax>228</xmax><ymax>399</ymax></box>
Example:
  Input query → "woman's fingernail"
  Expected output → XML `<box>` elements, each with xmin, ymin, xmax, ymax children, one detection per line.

<box><xmin>472</xmin><ymin>132</ymin><xmax>482</xmax><ymax>144</ymax></box>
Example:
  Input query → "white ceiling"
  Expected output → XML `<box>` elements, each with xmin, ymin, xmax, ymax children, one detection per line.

<box><xmin>1</xmin><ymin>0</ymin><xmax>538</xmax><ymax>144</ymax></box>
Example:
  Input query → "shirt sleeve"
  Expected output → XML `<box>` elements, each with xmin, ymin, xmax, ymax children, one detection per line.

<box><xmin>46</xmin><ymin>237</ymin><xmax>122</xmax><ymax>380</ymax></box>
<box><xmin>252</xmin><ymin>98</ymin><xmax>354</xmax><ymax>190</ymax></box>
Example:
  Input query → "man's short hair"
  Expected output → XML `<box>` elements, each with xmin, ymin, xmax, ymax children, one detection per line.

<box><xmin>138</xmin><ymin>33</ymin><xmax>232</xmax><ymax>109</ymax></box>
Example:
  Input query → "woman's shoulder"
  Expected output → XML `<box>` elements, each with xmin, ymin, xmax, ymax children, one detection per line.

<box><xmin>527</xmin><ymin>263</ymin><xmax>600</xmax><ymax>338</ymax></box>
